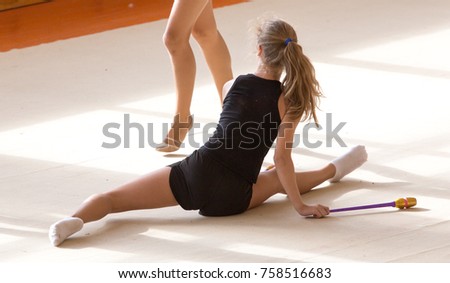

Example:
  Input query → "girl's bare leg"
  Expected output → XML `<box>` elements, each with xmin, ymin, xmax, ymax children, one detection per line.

<box><xmin>192</xmin><ymin>0</ymin><xmax>233</xmax><ymax>101</ymax></box>
<box><xmin>249</xmin><ymin>145</ymin><xmax>368</xmax><ymax>209</ymax></box>
<box><xmin>248</xmin><ymin>164</ymin><xmax>336</xmax><ymax>210</ymax></box>
<box><xmin>49</xmin><ymin>167</ymin><xmax>178</xmax><ymax>246</ymax></box>
<box><xmin>73</xmin><ymin>167</ymin><xmax>177</xmax><ymax>222</ymax></box>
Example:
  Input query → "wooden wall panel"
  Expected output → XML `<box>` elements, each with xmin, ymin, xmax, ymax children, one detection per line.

<box><xmin>0</xmin><ymin>0</ymin><xmax>247</xmax><ymax>52</ymax></box>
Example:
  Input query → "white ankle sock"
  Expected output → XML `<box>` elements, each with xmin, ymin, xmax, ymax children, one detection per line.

<box><xmin>49</xmin><ymin>217</ymin><xmax>84</xmax><ymax>246</ymax></box>
<box><xmin>329</xmin><ymin>145</ymin><xmax>368</xmax><ymax>183</ymax></box>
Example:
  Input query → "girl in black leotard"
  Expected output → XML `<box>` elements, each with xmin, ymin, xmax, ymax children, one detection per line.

<box><xmin>49</xmin><ymin>19</ymin><xmax>367</xmax><ymax>246</ymax></box>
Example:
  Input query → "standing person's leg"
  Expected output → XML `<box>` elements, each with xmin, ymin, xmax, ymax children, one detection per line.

<box><xmin>192</xmin><ymin>0</ymin><xmax>233</xmax><ymax>101</ymax></box>
<box><xmin>158</xmin><ymin>0</ymin><xmax>210</xmax><ymax>152</ymax></box>
<box><xmin>49</xmin><ymin>167</ymin><xmax>178</xmax><ymax>246</ymax></box>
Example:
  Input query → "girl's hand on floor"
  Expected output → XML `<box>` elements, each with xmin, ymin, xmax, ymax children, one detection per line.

<box><xmin>297</xmin><ymin>204</ymin><xmax>330</xmax><ymax>218</ymax></box>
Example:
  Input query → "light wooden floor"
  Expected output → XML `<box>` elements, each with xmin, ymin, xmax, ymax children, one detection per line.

<box><xmin>1</xmin><ymin>0</ymin><xmax>449</xmax><ymax>264</ymax></box>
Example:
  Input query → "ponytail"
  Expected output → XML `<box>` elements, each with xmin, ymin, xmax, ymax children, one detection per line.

<box><xmin>283</xmin><ymin>41</ymin><xmax>322</xmax><ymax>124</ymax></box>
<box><xmin>256</xmin><ymin>19</ymin><xmax>322</xmax><ymax>124</ymax></box>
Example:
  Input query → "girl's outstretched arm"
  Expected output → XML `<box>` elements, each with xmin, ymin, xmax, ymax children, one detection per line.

<box><xmin>274</xmin><ymin>115</ymin><xmax>329</xmax><ymax>218</ymax></box>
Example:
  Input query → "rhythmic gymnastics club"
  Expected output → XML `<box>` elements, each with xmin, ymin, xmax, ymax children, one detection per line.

<box><xmin>330</xmin><ymin>197</ymin><xmax>417</xmax><ymax>213</ymax></box>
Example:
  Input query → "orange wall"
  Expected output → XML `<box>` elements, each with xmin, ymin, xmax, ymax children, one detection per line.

<box><xmin>0</xmin><ymin>0</ymin><xmax>247</xmax><ymax>52</ymax></box>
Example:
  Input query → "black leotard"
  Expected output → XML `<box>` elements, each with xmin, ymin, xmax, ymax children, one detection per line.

<box><xmin>168</xmin><ymin>74</ymin><xmax>282</xmax><ymax>216</ymax></box>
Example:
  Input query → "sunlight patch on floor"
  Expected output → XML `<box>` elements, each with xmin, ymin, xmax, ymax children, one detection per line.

<box><xmin>0</xmin><ymin>234</ymin><xmax>21</xmax><ymax>246</ymax></box>
<box><xmin>0</xmin><ymin>222</ymin><xmax>47</xmax><ymax>234</ymax></box>
<box><xmin>142</xmin><ymin>228</ymin><xmax>201</xmax><ymax>243</ymax></box>
<box><xmin>337</xmin><ymin>28</ymin><xmax>450</xmax><ymax>73</ymax></box>
<box><xmin>384</xmin><ymin>155</ymin><xmax>449</xmax><ymax>176</ymax></box>
<box><xmin>223</xmin><ymin>243</ymin><xmax>354</xmax><ymax>262</ymax></box>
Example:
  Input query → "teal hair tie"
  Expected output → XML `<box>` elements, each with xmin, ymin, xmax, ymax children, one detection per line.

<box><xmin>284</xmin><ymin>38</ymin><xmax>293</xmax><ymax>46</ymax></box>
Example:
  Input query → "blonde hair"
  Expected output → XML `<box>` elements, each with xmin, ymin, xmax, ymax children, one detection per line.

<box><xmin>256</xmin><ymin>19</ymin><xmax>322</xmax><ymax>123</ymax></box>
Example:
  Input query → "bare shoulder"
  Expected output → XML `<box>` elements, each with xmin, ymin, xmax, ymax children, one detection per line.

<box><xmin>222</xmin><ymin>79</ymin><xmax>236</xmax><ymax>102</ymax></box>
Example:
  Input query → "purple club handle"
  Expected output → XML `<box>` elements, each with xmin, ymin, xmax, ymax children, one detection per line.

<box><xmin>330</xmin><ymin>201</ymin><xmax>395</xmax><ymax>213</ymax></box>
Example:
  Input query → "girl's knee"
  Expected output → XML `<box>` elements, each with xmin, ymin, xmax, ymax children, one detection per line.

<box><xmin>85</xmin><ymin>193</ymin><xmax>114</xmax><ymax>211</ymax></box>
<box><xmin>162</xmin><ymin>30</ymin><xmax>190</xmax><ymax>53</ymax></box>
<box><xmin>192</xmin><ymin>26</ymin><xmax>217</xmax><ymax>44</ymax></box>
<box><xmin>84</xmin><ymin>193</ymin><xmax>106</xmax><ymax>203</ymax></box>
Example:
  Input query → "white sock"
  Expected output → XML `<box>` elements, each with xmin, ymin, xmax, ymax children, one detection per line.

<box><xmin>329</xmin><ymin>145</ymin><xmax>368</xmax><ymax>183</ymax></box>
<box><xmin>49</xmin><ymin>217</ymin><xmax>84</xmax><ymax>246</ymax></box>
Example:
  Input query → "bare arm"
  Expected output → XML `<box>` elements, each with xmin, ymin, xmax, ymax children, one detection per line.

<box><xmin>274</xmin><ymin>115</ymin><xmax>329</xmax><ymax>218</ymax></box>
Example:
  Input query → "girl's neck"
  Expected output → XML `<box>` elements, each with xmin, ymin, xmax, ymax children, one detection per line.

<box><xmin>254</xmin><ymin>64</ymin><xmax>282</xmax><ymax>81</ymax></box>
